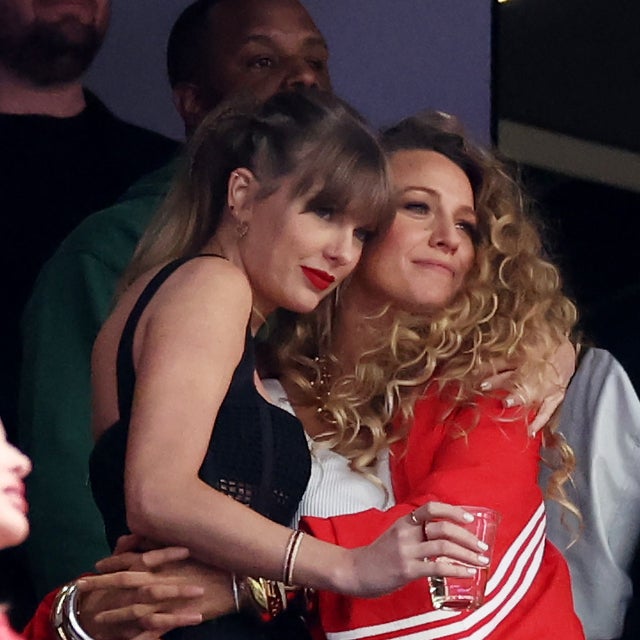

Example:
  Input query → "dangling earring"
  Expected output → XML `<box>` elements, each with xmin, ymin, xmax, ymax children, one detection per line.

<box><xmin>236</xmin><ymin>220</ymin><xmax>249</xmax><ymax>239</ymax></box>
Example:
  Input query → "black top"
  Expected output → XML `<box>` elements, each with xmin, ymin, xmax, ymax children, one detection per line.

<box><xmin>0</xmin><ymin>90</ymin><xmax>178</xmax><ymax>439</ymax></box>
<box><xmin>90</xmin><ymin>254</ymin><xmax>311</xmax><ymax>548</ymax></box>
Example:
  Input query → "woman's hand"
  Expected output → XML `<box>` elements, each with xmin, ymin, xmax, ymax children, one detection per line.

<box><xmin>480</xmin><ymin>337</ymin><xmax>577</xmax><ymax>435</ymax></box>
<box><xmin>75</xmin><ymin>542</ymin><xmax>234</xmax><ymax>640</ymax></box>
<box><xmin>345</xmin><ymin>502</ymin><xmax>490</xmax><ymax>598</ymax></box>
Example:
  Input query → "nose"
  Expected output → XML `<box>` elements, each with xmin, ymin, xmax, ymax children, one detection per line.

<box><xmin>281</xmin><ymin>57</ymin><xmax>320</xmax><ymax>90</ymax></box>
<box><xmin>324</xmin><ymin>226</ymin><xmax>360</xmax><ymax>267</ymax></box>
<box><xmin>428</xmin><ymin>215</ymin><xmax>460</xmax><ymax>253</ymax></box>
<box><xmin>10</xmin><ymin>444</ymin><xmax>32</xmax><ymax>480</ymax></box>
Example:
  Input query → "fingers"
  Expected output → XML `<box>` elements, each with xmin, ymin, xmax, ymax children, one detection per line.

<box><xmin>411</xmin><ymin>502</ymin><xmax>475</xmax><ymax>526</ymax></box>
<box><xmin>130</xmin><ymin>610</ymin><xmax>203</xmax><ymax>640</ymax></box>
<box><xmin>479</xmin><ymin>369</ymin><xmax>516</xmax><ymax>392</ymax></box>
<box><xmin>421</xmin><ymin>557</ymin><xmax>483</xmax><ymax>579</ymax></box>
<box><xmin>408</xmin><ymin>503</ymin><xmax>491</xmax><ymax>571</ymax></box>
<box><xmin>526</xmin><ymin>390</ymin><xmax>566</xmax><ymax>435</ymax></box>
<box><xmin>77</xmin><ymin>572</ymin><xmax>204</xmax><ymax>597</ymax></box>
<box><xmin>418</xmin><ymin>535</ymin><xmax>489</xmax><ymax>570</ymax></box>
<box><xmin>138</xmin><ymin>546</ymin><xmax>191</xmax><ymax>570</ymax></box>
<box><xmin>95</xmin><ymin>547</ymin><xmax>191</xmax><ymax>574</ymax></box>
<box><xmin>93</xmin><ymin>602</ymin><xmax>203</xmax><ymax>626</ymax></box>
<box><xmin>138</xmin><ymin>610</ymin><xmax>203</xmax><ymax>630</ymax></box>
<box><xmin>95</xmin><ymin>551</ymin><xmax>145</xmax><ymax>574</ymax></box>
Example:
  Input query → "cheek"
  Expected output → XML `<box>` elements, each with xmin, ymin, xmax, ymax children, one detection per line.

<box><xmin>458</xmin><ymin>244</ymin><xmax>477</xmax><ymax>280</ymax></box>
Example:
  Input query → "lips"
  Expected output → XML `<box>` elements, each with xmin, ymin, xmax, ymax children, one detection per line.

<box><xmin>412</xmin><ymin>260</ymin><xmax>454</xmax><ymax>277</ymax></box>
<box><xmin>301</xmin><ymin>266</ymin><xmax>335</xmax><ymax>291</ymax></box>
<box><xmin>4</xmin><ymin>484</ymin><xmax>28</xmax><ymax>514</ymax></box>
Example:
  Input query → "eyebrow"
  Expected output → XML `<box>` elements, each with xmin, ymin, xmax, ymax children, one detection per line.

<box><xmin>242</xmin><ymin>34</ymin><xmax>329</xmax><ymax>51</ymax></box>
<box><xmin>401</xmin><ymin>186</ymin><xmax>477</xmax><ymax>217</ymax></box>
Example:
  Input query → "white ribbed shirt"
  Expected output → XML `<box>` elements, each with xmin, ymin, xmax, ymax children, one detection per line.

<box><xmin>261</xmin><ymin>378</ymin><xmax>395</xmax><ymax>525</ymax></box>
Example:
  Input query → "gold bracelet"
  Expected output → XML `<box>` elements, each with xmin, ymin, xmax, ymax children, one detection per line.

<box><xmin>282</xmin><ymin>529</ymin><xmax>304</xmax><ymax>587</ymax></box>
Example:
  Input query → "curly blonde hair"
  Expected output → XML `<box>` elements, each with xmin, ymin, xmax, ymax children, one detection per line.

<box><xmin>272</xmin><ymin>111</ymin><xmax>578</xmax><ymax>514</ymax></box>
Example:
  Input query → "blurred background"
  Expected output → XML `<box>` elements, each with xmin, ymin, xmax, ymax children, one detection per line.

<box><xmin>495</xmin><ymin>0</ymin><xmax>640</xmax><ymax>396</ymax></box>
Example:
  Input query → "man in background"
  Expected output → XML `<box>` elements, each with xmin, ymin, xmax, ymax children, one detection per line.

<box><xmin>0</xmin><ymin>0</ymin><xmax>178</xmax><ymax>442</ymax></box>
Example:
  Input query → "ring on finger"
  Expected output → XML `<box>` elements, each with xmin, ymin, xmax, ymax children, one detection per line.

<box><xmin>409</xmin><ymin>510</ymin><xmax>420</xmax><ymax>526</ymax></box>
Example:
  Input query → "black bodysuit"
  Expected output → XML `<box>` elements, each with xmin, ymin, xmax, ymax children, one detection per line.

<box><xmin>90</xmin><ymin>256</ymin><xmax>312</xmax><ymax>639</ymax></box>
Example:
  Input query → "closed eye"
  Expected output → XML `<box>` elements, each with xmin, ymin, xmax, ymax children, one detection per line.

<box><xmin>403</xmin><ymin>201</ymin><xmax>431</xmax><ymax>215</ymax></box>
<box><xmin>353</xmin><ymin>227</ymin><xmax>374</xmax><ymax>243</ymax></box>
<box><xmin>456</xmin><ymin>220</ymin><xmax>480</xmax><ymax>243</ymax></box>
<box><xmin>312</xmin><ymin>207</ymin><xmax>334</xmax><ymax>220</ymax></box>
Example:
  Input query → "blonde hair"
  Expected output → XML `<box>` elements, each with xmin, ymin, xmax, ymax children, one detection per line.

<box><xmin>120</xmin><ymin>89</ymin><xmax>393</xmax><ymax>294</ymax></box>
<box><xmin>273</xmin><ymin>111</ymin><xmax>578</xmax><ymax>514</ymax></box>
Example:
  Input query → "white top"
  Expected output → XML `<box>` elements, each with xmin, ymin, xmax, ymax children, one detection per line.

<box><xmin>541</xmin><ymin>348</ymin><xmax>640</xmax><ymax>640</ymax></box>
<box><xmin>261</xmin><ymin>378</ymin><xmax>395</xmax><ymax>525</ymax></box>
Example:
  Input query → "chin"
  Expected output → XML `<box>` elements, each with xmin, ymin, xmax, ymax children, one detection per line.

<box><xmin>0</xmin><ymin>520</ymin><xmax>29</xmax><ymax>550</ymax></box>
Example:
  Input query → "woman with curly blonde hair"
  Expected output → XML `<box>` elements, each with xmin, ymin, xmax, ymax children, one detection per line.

<box><xmin>265</xmin><ymin>111</ymin><xmax>584</xmax><ymax>638</ymax></box>
<box><xmin>38</xmin><ymin>110</ymin><xmax>580</xmax><ymax>640</ymax></box>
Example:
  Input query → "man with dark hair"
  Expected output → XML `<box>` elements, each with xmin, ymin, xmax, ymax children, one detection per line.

<box><xmin>0</xmin><ymin>0</ymin><xmax>178</xmax><ymax>442</ymax></box>
<box><xmin>17</xmin><ymin>0</ymin><xmax>330</xmax><ymax>603</ymax></box>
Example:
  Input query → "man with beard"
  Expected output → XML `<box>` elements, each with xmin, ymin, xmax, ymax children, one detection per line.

<box><xmin>14</xmin><ymin>0</ymin><xmax>330</xmax><ymax>615</ymax></box>
<box><xmin>0</xmin><ymin>0</ymin><xmax>177</xmax><ymax>623</ymax></box>
<box><xmin>0</xmin><ymin>0</ymin><xmax>178</xmax><ymax>442</ymax></box>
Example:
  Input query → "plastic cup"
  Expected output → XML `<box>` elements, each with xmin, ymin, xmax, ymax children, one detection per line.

<box><xmin>428</xmin><ymin>505</ymin><xmax>501</xmax><ymax>611</ymax></box>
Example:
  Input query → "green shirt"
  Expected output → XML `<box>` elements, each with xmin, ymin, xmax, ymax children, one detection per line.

<box><xmin>19</xmin><ymin>163</ymin><xmax>175</xmax><ymax>595</ymax></box>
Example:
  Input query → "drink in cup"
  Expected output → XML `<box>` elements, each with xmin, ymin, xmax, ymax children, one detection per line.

<box><xmin>429</xmin><ymin>505</ymin><xmax>500</xmax><ymax>610</ymax></box>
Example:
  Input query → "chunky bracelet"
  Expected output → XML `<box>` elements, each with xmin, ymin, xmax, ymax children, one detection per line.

<box><xmin>51</xmin><ymin>583</ymin><xmax>94</xmax><ymax>640</ymax></box>
<box><xmin>233</xmin><ymin>575</ymin><xmax>316</xmax><ymax>623</ymax></box>
<box><xmin>282</xmin><ymin>529</ymin><xmax>304</xmax><ymax>587</ymax></box>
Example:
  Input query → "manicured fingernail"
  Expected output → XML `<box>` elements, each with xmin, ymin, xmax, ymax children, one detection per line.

<box><xmin>478</xmin><ymin>555</ymin><xmax>490</xmax><ymax>564</ymax></box>
<box><xmin>463</xmin><ymin>512</ymin><xmax>475</xmax><ymax>523</ymax></box>
<box><xmin>504</xmin><ymin>396</ymin><xmax>516</xmax><ymax>408</ymax></box>
<box><xmin>467</xmin><ymin>567</ymin><xmax>478</xmax><ymax>575</ymax></box>
<box><xmin>480</xmin><ymin>381</ymin><xmax>491</xmax><ymax>391</ymax></box>
<box><xmin>477</xmin><ymin>541</ymin><xmax>489</xmax><ymax>551</ymax></box>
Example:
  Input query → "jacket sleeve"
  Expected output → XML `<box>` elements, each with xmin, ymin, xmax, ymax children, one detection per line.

<box><xmin>21</xmin><ymin>588</ymin><xmax>58</xmax><ymax>640</ymax></box>
<box><xmin>301</xmin><ymin>392</ymin><xmax>582</xmax><ymax>639</ymax></box>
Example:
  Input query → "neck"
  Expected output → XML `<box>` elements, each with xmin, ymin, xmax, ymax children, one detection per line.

<box><xmin>200</xmin><ymin>230</ymin><xmax>274</xmax><ymax>336</ymax></box>
<box><xmin>330</xmin><ymin>278</ymin><xmax>394</xmax><ymax>374</ymax></box>
<box><xmin>0</xmin><ymin>66</ymin><xmax>86</xmax><ymax>116</ymax></box>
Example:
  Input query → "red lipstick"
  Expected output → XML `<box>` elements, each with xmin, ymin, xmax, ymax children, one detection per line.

<box><xmin>301</xmin><ymin>266</ymin><xmax>335</xmax><ymax>291</ymax></box>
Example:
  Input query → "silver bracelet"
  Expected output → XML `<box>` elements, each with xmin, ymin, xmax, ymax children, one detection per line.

<box><xmin>231</xmin><ymin>574</ymin><xmax>241</xmax><ymax>613</ymax></box>
<box><xmin>50</xmin><ymin>583</ymin><xmax>94</xmax><ymax>640</ymax></box>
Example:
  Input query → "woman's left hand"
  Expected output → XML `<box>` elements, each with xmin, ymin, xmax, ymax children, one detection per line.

<box><xmin>479</xmin><ymin>337</ymin><xmax>577</xmax><ymax>435</ymax></box>
<box><xmin>76</xmin><ymin>545</ymin><xmax>205</xmax><ymax>640</ymax></box>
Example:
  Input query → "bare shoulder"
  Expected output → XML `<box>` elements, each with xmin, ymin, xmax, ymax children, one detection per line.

<box><xmin>150</xmin><ymin>256</ymin><xmax>252</xmax><ymax>317</ymax></box>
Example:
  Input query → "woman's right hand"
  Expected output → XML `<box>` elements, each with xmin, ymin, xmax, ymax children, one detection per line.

<box><xmin>76</xmin><ymin>542</ymin><xmax>235</xmax><ymax>639</ymax></box>
<box><xmin>346</xmin><ymin>502</ymin><xmax>490</xmax><ymax>598</ymax></box>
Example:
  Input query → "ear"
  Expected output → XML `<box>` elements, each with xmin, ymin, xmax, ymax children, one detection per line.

<box><xmin>172</xmin><ymin>83</ymin><xmax>207</xmax><ymax>135</ymax></box>
<box><xmin>227</xmin><ymin>168</ymin><xmax>258</xmax><ymax>221</ymax></box>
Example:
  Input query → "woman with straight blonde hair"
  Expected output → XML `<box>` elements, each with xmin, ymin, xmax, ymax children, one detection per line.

<box><xmin>87</xmin><ymin>93</ymin><xmax>491</xmax><ymax>640</ymax></box>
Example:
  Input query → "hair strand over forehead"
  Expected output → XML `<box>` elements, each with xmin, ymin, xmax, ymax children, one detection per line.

<box><xmin>121</xmin><ymin>89</ymin><xmax>392</xmax><ymax>293</ymax></box>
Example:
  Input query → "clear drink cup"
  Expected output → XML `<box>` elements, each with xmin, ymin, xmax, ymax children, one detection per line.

<box><xmin>429</xmin><ymin>505</ymin><xmax>501</xmax><ymax>611</ymax></box>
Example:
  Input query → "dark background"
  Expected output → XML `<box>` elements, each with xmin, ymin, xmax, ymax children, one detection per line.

<box><xmin>496</xmin><ymin>0</ymin><xmax>640</xmax><ymax>394</ymax></box>
<box><xmin>496</xmin><ymin>2</ymin><xmax>640</xmax><ymax>637</ymax></box>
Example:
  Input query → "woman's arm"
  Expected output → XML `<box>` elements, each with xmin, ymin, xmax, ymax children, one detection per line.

<box><xmin>22</xmin><ymin>547</ymin><xmax>206</xmax><ymax>640</ymax></box>
<box><xmin>302</xmin><ymin>389</ymin><xmax>583</xmax><ymax>639</ymax></box>
<box><xmin>481</xmin><ymin>336</ymin><xmax>576</xmax><ymax>434</ymax></box>
<box><xmin>120</xmin><ymin>261</ymin><xmax>488</xmax><ymax>598</ymax></box>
